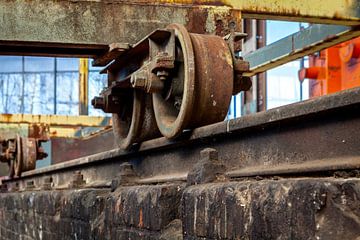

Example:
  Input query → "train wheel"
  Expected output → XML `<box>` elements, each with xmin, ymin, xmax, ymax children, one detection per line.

<box><xmin>152</xmin><ymin>23</ymin><xmax>233</xmax><ymax>139</ymax></box>
<box><xmin>112</xmin><ymin>89</ymin><xmax>159</xmax><ymax>150</ymax></box>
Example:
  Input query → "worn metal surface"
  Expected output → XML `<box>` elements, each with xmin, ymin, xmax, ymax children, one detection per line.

<box><xmin>226</xmin><ymin>0</ymin><xmax>360</xmax><ymax>25</ymax></box>
<box><xmin>187</xmin><ymin>32</ymin><xmax>233</xmax><ymax>127</ymax></box>
<box><xmin>152</xmin><ymin>24</ymin><xmax>233</xmax><ymax>138</ymax></box>
<box><xmin>244</xmin><ymin>25</ymin><xmax>360</xmax><ymax>76</ymax></box>
<box><xmin>0</xmin><ymin>0</ymin><xmax>242</xmax><ymax>57</ymax></box>
<box><xmin>0</xmin><ymin>114</ymin><xmax>111</xmax><ymax>127</ymax></box>
<box><xmin>51</xmin><ymin>129</ymin><xmax>115</xmax><ymax>165</ymax></box>
<box><xmin>3</xmin><ymin>87</ymin><xmax>360</xmax><ymax>189</ymax></box>
<box><xmin>95</xmin><ymin>24</ymin><xmax>235</xmax><ymax>143</ymax></box>
<box><xmin>0</xmin><ymin>0</ymin><xmax>359</xmax><ymax>57</ymax></box>
<box><xmin>112</xmin><ymin>90</ymin><xmax>160</xmax><ymax>150</ymax></box>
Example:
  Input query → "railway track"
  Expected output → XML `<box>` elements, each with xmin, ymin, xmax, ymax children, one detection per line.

<box><xmin>2</xmin><ymin>87</ymin><xmax>360</xmax><ymax>192</ymax></box>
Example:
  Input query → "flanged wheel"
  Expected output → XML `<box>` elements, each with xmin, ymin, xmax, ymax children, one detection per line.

<box><xmin>152</xmin><ymin>23</ymin><xmax>234</xmax><ymax>139</ymax></box>
<box><xmin>13</xmin><ymin>135</ymin><xmax>22</xmax><ymax>177</ymax></box>
<box><xmin>13</xmin><ymin>135</ymin><xmax>37</xmax><ymax>177</ymax></box>
<box><xmin>112</xmin><ymin>89</ymin><xmax>159</xmax><ymax>150</ymax></box>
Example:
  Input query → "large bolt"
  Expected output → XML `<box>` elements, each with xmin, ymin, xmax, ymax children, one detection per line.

<box><xmin>187</xmin><ymin>148</ymin><xmax>226</xmax><ymax>185</ymax></box>
<box><xmin>91</xmin><ymin>96</ymin><xmax>105</xmax><ymax>109</ymax></box>
<box><xmin>111</xmin><ymin>162</ymin><xmax>138</xmax><ymax>191</ymax></box>
<box><xmin>200</xmin><ymin>148</ymin><xmax>218</xmax><ymax>162</ymax></box>
<box><xmin>69</xmin><ymin>171</ymin><xmax>86</xmax><ymax>188</ymax></box>
<box><xmin>130</xmin><ymin>71</ymin><xmax>146</xmax><ymax>88</ymax></box>
<box><xmin>10</xmin><ymin>183</ymin><xmax>19</xmax><ymax>192</ymax></box>
<box><xmin>42</xmin><ymin>177</ymin><xmax>52</xmax><ymax>190</ymax></box>
<box><xmin>26</xmin><ymin>180</ymin><xmax>35</xmax><ymax>190</ymax></box>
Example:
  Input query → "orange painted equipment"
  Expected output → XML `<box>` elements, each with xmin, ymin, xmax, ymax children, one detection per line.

<box><xmin>299</xmin><ymin>38</ymin><xmax>360</xmax><ymax>98</ymax></box>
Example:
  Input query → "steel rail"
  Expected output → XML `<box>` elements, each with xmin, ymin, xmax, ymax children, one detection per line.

<box><xmin>2</xmin><ymin>87</ymin><xmax>360</xmax><ymax>190</ymax></box>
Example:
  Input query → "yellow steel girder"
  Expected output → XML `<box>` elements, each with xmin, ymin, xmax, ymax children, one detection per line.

<box><xmin>79</xmin><ymin>58</ymin><xmax>89</xmax><ymax>116</ymax></box>
<box><xmin>125</xmin><ymin>0</ymin><xmax>360</xmax><ymax>25</ymax></box>
<box><xmin>0</xmin><ymin>114</ymin><xmax>111</xmax><ymax>127</ymax></box>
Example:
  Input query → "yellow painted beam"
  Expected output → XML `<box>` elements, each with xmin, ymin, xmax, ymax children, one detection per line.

<box><xmin>132</xmin><ymin>0</ymin><xmax>360</xmax><ymax>25</ymax></box>
<box><xmin>0</xmin><ymin>114</ymin><xmax>111</xmax><ymax>127</ymax></box>
<box><xmin>79</xmin><ymin>58</ymin><xmax>89</xmax><ymax>115</ymax></box>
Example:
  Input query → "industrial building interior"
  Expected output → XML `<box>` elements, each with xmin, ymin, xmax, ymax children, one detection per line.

<box><xmin>0</xmin><ymin>1</ymin><xmax>359</xmax><ymax>239</ymax></box>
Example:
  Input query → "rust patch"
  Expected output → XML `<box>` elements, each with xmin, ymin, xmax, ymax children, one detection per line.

<box><xmin>185</xmin><ymin>7</ymin><xmax>208</xmax><ymax>34</ymax></box>
<box><xmin>138</xmin><ymin>208</ymin><xmax>144</xmax><ymax>228</ymax></box>
<box><xmin>28</xmin><ymin>124</ymin><xmax>49</xmax><ymax>139</ymax></box>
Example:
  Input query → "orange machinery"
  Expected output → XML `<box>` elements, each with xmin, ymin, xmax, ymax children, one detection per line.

<box><xmin>299</xmin><ymin>37</ymin><xmax>360</xmax><ymax>98</ymax></box>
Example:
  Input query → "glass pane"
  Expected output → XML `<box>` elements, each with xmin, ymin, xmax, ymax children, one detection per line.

<box><xmin>0</xmin><ymin>73</ymin><xmax>23</xmax><ymax>113</ymax></box>
<box><xmin>56</xmin><ymin>72</ymin><xmax>79</xmax><ymax>115</ymax></box>
<box><xmin>23</xmin><ymin>73</ymin><xmax>55</xmax><ymax>114</ymax></box>
<box><xmin>57</xmin><ymin>58</ymin><xmax>79</xmax><ymax>72</ymax></box>
<box><xmin>0</xmin><ymin>56</ymin><xmax>23</xmax><ymax>73</ymax></box>
<box><xmin>24</xmin><ymin>57</ymin><xmax>54</xmax><ymax>72</ymax></box>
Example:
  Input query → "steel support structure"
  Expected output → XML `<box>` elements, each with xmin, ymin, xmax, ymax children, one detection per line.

<box><xmin>0</xmin><ymin>114</ymin><xmax>110</xmax><ymax>127</ymax></box>
<box><xmin>0</xmin><ymin>0</ymin><xmax>359</xmax><ymax>135</ymax></box>
<box><xmin>0</xmin><ymin>0</ymin><xmax>359</xmax><ymax>57</ymax></box>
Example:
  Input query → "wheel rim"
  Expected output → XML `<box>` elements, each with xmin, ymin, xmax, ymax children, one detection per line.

<box><xmin>152</xmin><ymin>24</ymin><xmax>233</xmax><ymax>139</ymax></box>
<box><xmin>14</xmin><ymin>135</ymin><xmax>22</xmax><ymax>177</ymax></box>
<box><xmin>112</xmin><ymin>89</ymin><xmax>143</xmax><ymax>150</ymax></box>
<box><xmin>152</xmin><ymin>23</ymin><xmax>196</xmax><ymax>139</ymax></box>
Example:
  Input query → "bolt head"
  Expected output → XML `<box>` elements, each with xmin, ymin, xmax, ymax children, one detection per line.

<box><xmin>91</xmin><ymin>96</ymin><xmax>105</xmax><ymax>109</ymax></box>
<box><xmin>200</xmin><ymin>148</ymin><xmax>218</xmax><ymax>161</ymax></box>
<box><xmin>130</xmin><ymin>73</ymin><xmax>146</xmax><ymax>88</ymax></box>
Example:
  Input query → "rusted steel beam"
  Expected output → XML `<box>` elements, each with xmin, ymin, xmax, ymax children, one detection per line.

<box><xmin>0</xmin><ymin>0</ymin><xmax>242</xmax><ymax>57</ymax></box>
<box><xmin>51</xmin><ymin>129</ymin><xmax>115</xmax><ymax>165</ymax></box>
<box><xmin>0</xmin><ymin>114</ymin><xmax>111</xmax><ymax>127</ymax></box>
<box><xmin>1</xmin><ymin>0</ymin><xmax>359</xmax><ymax>57</ymax></box>
<box><xmin>130</xmin><ymin>0</ymin><xmax>360</xmax><ymax>25</ymax></box>
<box><xmin>224</xmin><ymin>0</ymin><xmax>360</xmax><ymax>25</ymax></box>
<box><xmin>243</xmin><ymin>25</ymin><xmax>360</xmax><ymax>76</ymax></box>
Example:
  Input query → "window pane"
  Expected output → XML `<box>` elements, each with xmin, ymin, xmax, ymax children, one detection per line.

<box><xmin>0</xmin><ymin>73</ymin><xmax>23</xmax><ymax>113</ymax></box>
<box><xmin>24</xmin><ymin>57</ymin><xmax>54</xmax><ymax>72</ymax></box>
<box><xmin>0</xmin><ymin>56</ymin><xmax>22</xmax><ymax>73</ymax></box>
<box><xmin>23</xmin><ymin>73</ymin><xmax>55</xmax><ymax>114</ymax></box>
<box><xmin>56</xmin><ymin>72</ymin><xmax>79</xmax><ymax>115</ymax></box>
<box><xmin>57</xmin><ymin>58</ymin><xmax>79</xmax><ymax>72</ymax></box>
<box><xmin>0</xmin><ymin>56</ymin><xmax>23</xmax><ymax>73</ymax></box>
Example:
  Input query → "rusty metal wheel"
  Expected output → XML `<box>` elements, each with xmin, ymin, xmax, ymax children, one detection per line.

<box><xmin>112</xmin><ymin>89</ymin><xmax>159</xmax><ymax>150</ymax></box>
<box><xmin>13</xmin><ymin>135</ymin><xmax>22</xmax><ymax>177</ymax></box>
<box><xmin>8</xmin><ymin>160</ymin><xmax>14</xmax><ymax>178</ymax></box>
<box><xmin>13</xmin><ymin>135</ymin><xmax>37</xmax><ymax>177</ymax></box>
<box><xmin>152</xmin><ymin>24</ymin><xmax>233</xmax><ymax>139</ymax></box>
